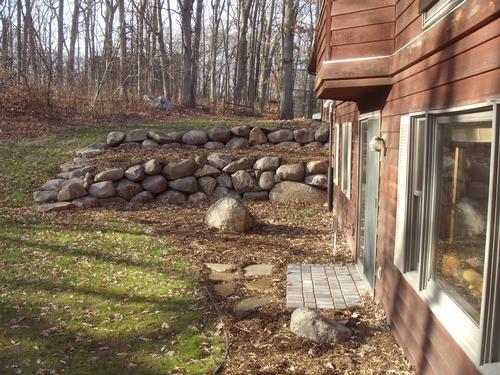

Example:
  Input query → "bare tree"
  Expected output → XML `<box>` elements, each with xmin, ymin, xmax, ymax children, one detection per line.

<box><xmin>179</xmin><ymin>0</ymin><xmax>194</xmax><ymax>107</ymax></box>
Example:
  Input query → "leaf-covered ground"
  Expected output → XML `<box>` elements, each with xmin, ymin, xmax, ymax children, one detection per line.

<box><xmin>0</xmin><ymin>120</ymin><xmax>415</xmax><ymax>374</ymax></box>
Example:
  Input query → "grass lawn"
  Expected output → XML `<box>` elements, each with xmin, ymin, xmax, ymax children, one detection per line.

<box><xmin>0</xmin><ymin>119</ymin><xmax>259</xmax><ymax>374</ymax></box>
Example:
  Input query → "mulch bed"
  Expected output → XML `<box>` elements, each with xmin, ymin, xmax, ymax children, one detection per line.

<box><xmin>54</xmin><ymin>201</ymin><xmax>415</xmax><ymax>375</ymax></box>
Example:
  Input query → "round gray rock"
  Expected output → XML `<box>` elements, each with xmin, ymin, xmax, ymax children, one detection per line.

<box><xmin>148</xmin><ymin>131</ymin><xmax>170</xmax><ymax>144</ymax></box>
<box><xmin>225</xmin><ymin>137</ymin><xmax>249</xmax><ymax>149</ymax></box>
<box><xmin>88</xmin><ymin>181</ymin><xmax>116</xmax><ymax>198</ymax></box>
<box><xmin>144</xmin><ymin>159</ymin><xmax>163</xmax><ymax>175</ymax></box>
<box><xmin>216</xmin><ymin>173</ymin><xmax>233</xmax><ymax>189</ymax></box>
<box><xmin>194</xmin><ymin>164</ymin><xmax>221</xmax><ymax>177</ymax></box>
<box><xmin>208</xmin><ymin>127</ymin><xmax>231</xmax><ymax>142</ymax></box>
<box><xmin>182</xmin><ymin>130</ymin><xmax>209</xmax><ymax>145</ymax></box>
<box><xmin>207</xmin><ymin>153</ymin><xmax>234</xmax><ymax>169</ymax></box>
<box><xmin>125</xmin><ymin>129</ymin><xmax>148</xmax><ymax>143</ymax></box>
<box><xmin>315</xmin><ymin>124</ymin><xmax>329</xmax><ymax>142</ymax></box>
<box><xmin>253</xmin><ymin>157</ymin><xmax>280</xmax><ymax>171</ymax></box>
<box><xmin>57</xmin><ymin>179</ymin><xmax>87</xmax><ymax>201</ymax></box>
<box><xmin>248</xmin><ymin>127</ymin><xmax>268</xmax><ymax>145</ymax></box>
<box><xmin>258</xmin><ymin>171</ymin><xmax>275</xmax><ymax>191</ymax></box>
<box><xmin>157</xmin><ymin>190</ymin><xmax>186</xmax><ymax>205</ymax></box>
<box><xmin>142</xmin><ymin>175</ymin><xmax>168</xmax><ymax>193</ymax></box>
<box><xmin>130</xmin><ymin>191</ymin><xmax>154</xmax><ymax>203</ymax></box>
<box><xmin>231</xmin><ymin>170</ymin><xmax>260</xmax><ymax>193</ymax></box>
<box><xmin>107</xmin><ymin>132</ymin><xmax>125</xmax><ymax>146</ymax></box>
<box><xmin>305</xmin><ymin>174</ymin><xmax>328</xmax><ymax>189</ymax></box>
<box><xmin>168</xmin><ymin>176</ymin><xmax>198</xmax><ymax>193</ymax></box>
<box><xmin>205</xmin><ymin>197</ymin><xmax>255</xmax><ymax>233</ymax></box>
<box><xmin>293</xmin><ymin>128</ymin><xmax>315</xmax><ymax>144</ymax></box>
<box><xmin>222</xmin><ymin>157</ymin><xmax>255</xmax><ymax>174</ymax></box>
<box><xmin>230</xmin><ymin>126</ymin><xmax>251</xmax><ymax>137</ymax></box>
<box><xmin>188</xmin><ymin>192</ymin><xmax>207</xmax><ymax>203</ymax></box>
<box><xmin>306</xmin><ymin>160</ymin><xmax>329</xmax><ymax>175</ymax></box>
<box><xmin>142</xmin><ymin>139</ymin><xmax>159</xmax><ymax>150</ymax></box>
<box><xmin>163</xmin><ymin>159</ymin><xmax>198</xmax><ymax>180</ymax></box>
<box><xmin>269</xmin><ymin>182</ymin><xmax>326</xmax><ymax>203</ymax></box>
<box><xmin>290</xmin><ymin>307</ymin><xmax>352</xmax><ymax>345</ymax></box>
<box><xmin>41</xmin><ymin>178</ymin><xmax>66</xmax><ymax>191</ymax></box>
<box><xmin>125</xmin><ymin>165</ymin><xmax>145</xmax><ymax>182</ymax></box>
<box><xmin>117</xmin><ymin>179</ymin><xmax>143</xmax><ymax>200</ymax></box>
<box><xmin>205</xmin><ymin>141</ymin><xmax>225</xmax><ymax>150</ymax></box>
<box><xmin>276</xmin><ymin>164</ymin><xmax>305</xmax><ymax>181</ymax></box>
<box><xmin>213</xmin><ymin>187</ymin><xmax>241</xmax><ymax>201</ymax></box>
<box><xmin>34</xmin><ymin>190</ymin><xmax>58</xmax><ymax>204</ymax></box>
<box><xmin>267</xmin><ymin>129</ymin><xmax>294</xmax><ymax>144</ymax></box>
<box><xmin>199</xmin><ymin>176</ymin><xmax>217</xmax><ymax>196</ymax></box>
<box><xmin>95</xmin><ymin>168</ymin><xmax>124</xmax><ymax>182</ymax></box>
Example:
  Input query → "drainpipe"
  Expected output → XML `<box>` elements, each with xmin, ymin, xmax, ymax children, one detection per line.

<box><xmin>325</xmin><ymin>100</ymin><xmax>335</xmax><ymax>212</ymax></box>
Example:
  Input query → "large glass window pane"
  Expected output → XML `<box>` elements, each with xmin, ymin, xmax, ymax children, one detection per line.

<box><xmin>434</xmin><ymin>112</ymin><xmax>493</xmax><ymax>323</ymax></box>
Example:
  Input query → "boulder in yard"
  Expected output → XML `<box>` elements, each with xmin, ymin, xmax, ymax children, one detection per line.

<box><xmin>94</xmin><ymin>168</ymin><xmax>124</xmax><ymax>182</ymax></box>
<box><xmin>34</xmin><ymin>190</ymin><xmax>58</xmax><ymax>204</ymax></box>
<box><xmin>57</xmin><ymin>166</ymin><xmax>96</xmax><ymax>180</ymax></box>
<box><xmin>208</xmin><ymin>126</ymin><xmax>231</xmax><ymax>142</ymax></box>
<box><xmin>258</xmin><ymin>171</ymin><xmax>275</xmax><ymax>190</ymax></box>
<box><xmin>72</xmin><ymin>196</ymin><xmax>99</xmax><ymax>209</ymax></box>
<box><xmin>216</xmin><ymin>173</ymin><xmax>233</xmax><ymax>189</ymax></box>
<box><xmin>315</xmin><ymin>124</ymin><xmax>329</xmax><ymax>142</ymax></box>
<box><xmin>36</xmin><ymin>202</ymin><xmax>74</xmax><ymax>213</ymax></box>
<box><xmin>116</xmin><ymin>179</ymin><xmax>143</xmax><ymax>200</ymax></box>
<box><xmin>249</xmin><ymin>127</ymin><xmax>268</xmax><ymax>145</ymax></box>
<box><xmin>225</xmin><ymin>137</ymin><xmax>249</xmax><ymax>149</ymax></box>
<box><xmin>293</xmin><ymin>128</ymin><xmax>315</xmax><ymax>144</ymax></box>
<box><xmin>195</xmin><ymin>164</ymin><xmax>221</xmax><ymax>177</ymax></box>
<box><xmin>41</xmin><ymin>178</ymin><xmax>66</xmax><ymax>191</ymax></box>
<box><xmin>198</xmin><ymin>176</ymin><xmax>217</xmax><ymax>196</ymax></box>
<box><xmin>306</xmin><ymin>160</ymin><xmax>329</xmax><ymax>174</ymax></box>
<box><xmin>141</xmin><ymin>175</ymin><xmax>168</xmax><ymax>193</ymax></box>
<box><xmin>230</xmin><ymin>125</ymin><xmax>251</xmax><ymax>137</ymax></box>
<box><xmin>157</xmin><ymin>190</ymin><xmax>186</xmax><ymax>205</ymax></box>
<box><xmin>208</xmin><ymin>153</ymin><xmax>235</xmax><ymax>169</ymax></box>
<box><xmin>182</xmin><ymin>130</ymin><xmax>209</xmax><ymax>145</ymax></box>
<box><xmin>130</xmin><ymin>191</ymin><xmax>154</xmax><ymax>203</ymax></box>
<box><xmin>142</xmin><ymin>139</ymin><xmax>159</xmax><ymax>150</ymax></box>
<box><xmin>269</xmin><ymin>181</ymin><xmax>326</xmax><ymax>203</ymax></box>
<box><xmin>222</xmin><ymin>157</ymin><xmax>255</xmax><ymax>173</ymax></box>
<box><xmin>88</xmin><ymin>181</ymin><xmax>116</xmax><ymax>198</ymax></box>
<box><xmin>305</xmin><ymin>174</ymin><xmax>328</xmax><ymax>189</ymax></box>
<box><xmin>290</xmin><ymin>307</ymin><xmax>352</xmax><ymax>345</ymax></box>
<box><xmin>231</xmin><ymin>170</ymin><xmax>260</xmax><ymax>193</ymax></box>
<box><xmin>125</xmin><ymin>165</ymin><xmax>145</xmax><ymax>182</ymax></box>
<box><xmin>267</xmin><ymin>129</ymin><xmax>293</xmax><ymax>144</ymax></box>
<box><xmin>125</xmin><ymin>129</ymin><xmax>148</xmax><ymax>143</ymax></box>
<box><xmin>148</xmin><ymin>131</ymin><xmax>171</xmax><ymax>144</ymax></box>
<box><xmin>144</xmin><ymin>159</ymin><xmax>163</xmax><ymax>175</ymax></box>
<box><xmin>169</xmin><ymin>176</ymin><xmax>198</xmax><ymax>193</ymax></box>
<box><xmin>205</xmin><ymin>197</ymin><xmax>255</xmax><ymax>233</ymax></box>
<box><xmin>188</xmin><ymin>192</ymin><xmax>207</xmax><ymax>203</ymax></box>
<box><xmin>276</xmin><ymin>164</ymin><xmax>305</xmax><ymax>182</ymax></box>
<box><xmin>107</xmin><ymin>131</ymin><xmax>125</xmax><ymax>146</ymax></box>
<box><xmin>57</xmin><ymin>179</ymin><xmax>87</xmax><ymax>201</ymax></box>
<box><xmin>162</xmin><ymin>159</ymin><xmax>198</xmax><ymax>180</ymax></box>
<box><xmin>253</xmin><ymin>156</ymin><xmax>280</xmax><ymax>171</ymax></box>
<box><xmin>165</xmin><ymin>131</ymin><xmax>184</xmax><ymax>143</ymax></box>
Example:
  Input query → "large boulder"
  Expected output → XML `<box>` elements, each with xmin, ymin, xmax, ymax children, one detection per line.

<box><xmin>188</xmin><ymin>192</ymin><xmax>207</xmax><ymax>203</ymax></box>
<box><xmin>198</xmin><ymin>176</ymin><xmax>217</xmax><ymax>196</ymax></box>
<box><xmin>163</xmin><ymin>159</ymin><xmax>198</xmax><ymax>179</ymax></box>
<box><xmin>205</xmin><ymin>197</ymin><xmax>255</xmax><ymax>233</ymax></box>
<box><xmin>248</xmin><ymin>127</ymin><xmax>268</xmax><ymax>145</ymax></box>
<box><xmin>107</xmin><ymin>132</ymin><xmax>125</xmax><ymax>146</ymax></box>
<box><xmin>306</xmin><ymin>160</ymin><xmax>329</xmax><ymax>175</ymax></box>
<box><xmin>231</xmin><ymin>170</ymin><xmax>260</xmax><ymax>193</ymax></box>
<box><xmin>141</xmin><ymin>175</ymin><xmax>168</xmax><ymax>193</ymax></box>
<box><xmin>169</xmin><ymin>176</ymin><xmax>198</xmax><ymax>193</ymax></box>
<box><xmin>142</xmin><ymin>139</ymin><xmax>159</xmax><ymax>150</ymax></box>
<box><xmin>117</xmin><ymin>179</ymin><xmax>143</xmax><ymax>200</ymax></box>
<box><xmin>194</xmin><ymin>164</ymin><xmax>221</xmax><ymax>177</ymax></box>
<box><xmin>276</xmin><ymin>164</ymin><xmax>305</xmax><ymax>181</ymax></box>
<box><xmin>268</xmin><ymin>129</ymin><xmax>293</xmax><ymax>144</ymax></box>
<box><xmin>165</xmin><ymin>131</ymin><xmax>184</xmax><ymax>143</ymax></box>
<box><xmin>144</xmin><ymin>159</ymin><xmax>163</xmax><ymax>175</ymax></box>
<box><xmin>230</xmin><ymin>126</ymin><xmax>251</xmax><ymax>137</ymax></box>
<box><xmin>315</xmin><ymin>124</ymin><xmax>329</xmax><ymax>142</ymax></box>
<box><xmin>225</xmin><ymin>137</ymin><xmax>249</xmax><ymax>149</ymax></box>
<box><xmin>216</xmin><ymin>173</ymin><xmax>233</xmax><ymax>189</ymax></box>
<box><xmin>57</xmin><ymin>166</ymin><xmax>96</xmax><ymax>180</ymax></box>
<box><xmin>72</xmin><ymin>196</ymin><xmax>99</xmax><ymax>209</ymax></box>
<box><xmin>148</xmin><ymin>131</ymin><xmax>171</xmax><ymax>144</ymax></box>
<box><xmin>130</xmin><ymin>191</ymin><xmax>154</xmax><ymax>203</ymax></box>
<box><xmin>57</xmin><ymin>179</ymin><xmax>87</xmax><ymax>201</ymax></box>
<box><xmin>290</xmin><ymin>307</ymin><xmax>352</xmax><ymax>345</ymax></box>
<box><xmin>207</xmin><ymin>153</ymin><xmax>234</xmax><ymax>169</ymax></box>
<box><xmin>125</xmin><ymin>165</ymin><xmax>145</xmax><ymax>182</ymax></box>
<box><xmin>182</xmin><ymin>130</ymin><xmax>209</xmax><ymax>145</ymax></box>
<box><xmin>253</xmin><ymin>157</ymin><xmax>280</xmax><ymax>171</ymax></box>
<box><xmin>305</xmin><ymin>174</ymin><xmax>328</xmax><ymax>189</ymax></box>
<box><xmin>258</xmin><ymin>171</ymin><xmax>275</xmax><ymax>191</ymax></box>
<box><xmin>41</xmin><ymin>178</ymin><xmax>66</xmax><ymax>191</ymax></box>
<box><xmin>94</xmin><ymin>168</ymin><xmax>124</xmax><ymax>182</ymax></box>
<box><xmin>34</xmin><ymin>190</ymin><xmax>58</xmax><ymax>204</ymax></box>
<box><xmin>157</xmin><ymin>190</ymin><xmax>186</xmax><ymax>205</ymax></box>
<box><xmin>222</xmin><ymin>157</ymin><xmax>255</xmax><ymax>173</ymax></box>
<box><xmin>208</xmin><ymin>127</ymin><xmax>231</xmax><ymax>142</ymax></box>
<box><xmin>269</xmin><ymin>182</ymin><xmax>326</xmax><ymax>203</ymax></box>
<box><xmin>293</xmin><ymin>128</ymin><xmax>315</xmax><ymax>144</ymax></box>
<box><xmin>88</xmin><ymin>181</ymin><xmax>116</xmax><ymax>198</ymax></box>
<box><xmin>125</xmin><ymin>129</ymin><xmax>148</xmax><ymax>143</ymax></box>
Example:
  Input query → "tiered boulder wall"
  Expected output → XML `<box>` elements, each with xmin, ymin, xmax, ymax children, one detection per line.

<box><xmin>34</xmin><ymin>125</ymin><xmax>330</xmax><ymax>212</ymax></box>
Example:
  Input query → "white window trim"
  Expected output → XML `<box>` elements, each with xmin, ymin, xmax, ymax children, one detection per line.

<box><xmin>396</xmin><ymin>101</ymin><xmax>500</xmax><ymax>373</ymax></box>
<box><xmin>423</xmin><ymin>0</ymin><xmax>466</xmax><ymax>28</ymax></box>
<box><xmin>341</xmin><ymin>122</ymin><xmax>352</xmax><ymax>199</ymax></box>
<box><xmin>334</xmin><ymin>123</ymin><xmax>340</xmax><ymax>185</ymax></box>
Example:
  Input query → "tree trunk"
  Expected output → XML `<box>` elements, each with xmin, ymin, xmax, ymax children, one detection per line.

<box><xmin>179</xmin><ymin>0</ymin><xmax>194</xmax><ymax>107</ymax></box>
<box><xmin>16</xmin><ymin>0</ymin><xmax>22</xmax><ymax>82</ymax></box>
<box><xmin>118</xmin><ymin>0</ymin><xmax>127</xmax><ymax>99</ymax></box>
<box><xmin>190</xmin><ymin>0</ymin><xmax>203</xmax><ymax>105</ymax></box>
<box><xmin>233</xmin><ymin>0</ymin><xmax>252</xmax><ymax>104</ymax></box>
<box><xmin>67</xmin><ymin>0</ymin><xmax>80</xmax><ymax>85</ymax></box>
<box><xmin>56</xmin><ymin>0</ymin><xmax>64</xmax><ymax>81</ymax></box>
<box><xmin>209</xmin><ymin>0</ymin><xmax>221</xmax><ymax>105</ymax></box>
<box><xmin>259</xmin><ymin>0</ymin><xmax>275</xmax><ymax>113</ymax></box>
<box><xmin>279</xmin><ymin>0</ymin><xmax>298</xmax><ymax>119</ymax></box>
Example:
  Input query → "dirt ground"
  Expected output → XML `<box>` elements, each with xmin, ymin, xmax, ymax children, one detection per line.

<box><xmin>73</xmin><ymin>201</ymin><xmax>415</xmax><ymax>375</ymax></box>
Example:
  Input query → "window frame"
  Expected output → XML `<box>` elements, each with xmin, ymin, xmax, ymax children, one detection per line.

<box><xmin>334</xmin><ymin>123</ymin><xmax>340</xmax><ymax>185</ymax></box>
<box><xmin>396</xmin><ymin>102</ymin><xmax>500</xmax><ymax>372</ymax></box>
<box><xmin>421</xmin><ymin>0</ymin><xmax>466</xmax><ymax>28</ymax></box>
<box><xmin>341</xmin><ymin>122</ymin><xmax>352</xmax><ymax>199</ymax></box>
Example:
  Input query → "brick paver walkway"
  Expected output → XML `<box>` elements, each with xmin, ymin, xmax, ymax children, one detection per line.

<box><xmin>286</xmin><ymin>264</ymin><xmax>368</xmax><ymax>309</ymax></box>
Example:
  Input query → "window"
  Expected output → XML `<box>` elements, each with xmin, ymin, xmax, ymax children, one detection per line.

<box><xmin>420</xmin><ymin>0</ymin><xmax>465</xmax><ymax>27</ymax></box>
<box><xmin>341</xmin><ymin>122</ymin><xmax>352</xmax><ymax>198</ymax></box>
<box><xmin>395</xmin><ymin>103</ymin><xmax>500</xmax><ymax>369</ymax></box>
<box><xmin>334</xmin><ymin>123</ymin><xmax>340</xmax><ymax>185</ymax></box>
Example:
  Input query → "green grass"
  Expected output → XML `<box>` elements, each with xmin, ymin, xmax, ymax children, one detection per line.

<box><xmin>0</xmin><ymin>120</ymin><xmax>233</xmax><ymax>374</ymax></box>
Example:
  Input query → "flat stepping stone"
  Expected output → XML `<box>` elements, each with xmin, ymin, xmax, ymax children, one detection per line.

<box><xmin>243</xmin><ymin>264</ymin><xmax>274</xmax><ymax>277</ymax></box>
<box><xmin>213</xmin><ymin>282</ymin><xmax>236</xmax><ymax>297</ymax></box>
<box><xmin>208</xmin><ymin>272</ymin><xmax>239</xmax><ymax>282</ymax></box>
<box><xmin>245</xmin><ymin>279</ymin><xmax>273</xmax><ymax>291</ymax></box>
<box><xmin>205</xmin><ymin>263</ymin><xmax>235</xmax><ymax>272</ymax></box>
<box><xmin>235</xmin><ymin>296</ymin><xmax>274</xmax><ymax>315</ymax></box>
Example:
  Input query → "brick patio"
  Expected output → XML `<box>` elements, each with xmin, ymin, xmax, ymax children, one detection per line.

<box><xmin>286</xmin><ymin>264</ymin><xmax>368</xmax><ymax>309</ymax></box>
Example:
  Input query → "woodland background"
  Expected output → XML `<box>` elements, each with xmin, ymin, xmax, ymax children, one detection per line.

<box><xmin>0</xmin><ymin>0</ymin><xmax>319</xmax><ymax>120</ymax></box>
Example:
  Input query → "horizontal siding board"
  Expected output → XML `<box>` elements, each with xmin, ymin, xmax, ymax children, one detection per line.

<box><xmin>331</xmin><ymin>23</ymin><xmax>394</xmax><ymax>45</ymax></box>
<box><xmin>332</xmin><ymin>6</ymin><xmax>395</xmax><ymax>31</ymax></box>
<box><xmin>331</xmin><ymin>40</ymin><xmax>394</xmax><ymax>59</ymax></box>
<box><xmin>395</xmin><ymin>0</ymin><xmax>421</xmax><ymax>37</ymax></box>
<box><xmin>331</xmin><ymin>0</ymin><xmax>396</xmax><ymax>16</ymax></box>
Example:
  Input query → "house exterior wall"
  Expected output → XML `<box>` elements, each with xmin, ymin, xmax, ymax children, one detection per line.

<box><xmin>315</xmin><ymin>1</ymin><xmax>500</xmax><ymax>374</ymax></box>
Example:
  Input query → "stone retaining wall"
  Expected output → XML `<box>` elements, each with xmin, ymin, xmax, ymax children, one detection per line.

<box><xmin>34</xmin><ymin>125</ymin><xmax>330</xmax><ymax>212</ymax></box>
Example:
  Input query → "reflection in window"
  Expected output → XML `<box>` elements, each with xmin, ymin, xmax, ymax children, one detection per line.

<box><xmin>435</xmin><ymin>113</ymin><xmax>492</xmax><ymax>323</ymax></box>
